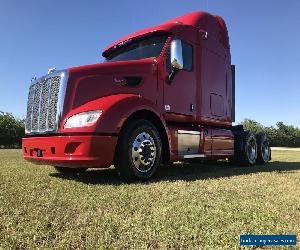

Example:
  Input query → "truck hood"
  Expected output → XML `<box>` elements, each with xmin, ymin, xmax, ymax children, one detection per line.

<box><xmin>63</xmin><ymin>58</ymin><xmax>158</xmax><ymax>116</ymax></box>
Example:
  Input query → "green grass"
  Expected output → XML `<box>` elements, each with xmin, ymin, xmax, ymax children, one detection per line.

<box><xmin>1</xmin><ymin>149</ymin><xmax>300</xmax><ymax>249</ymax></box>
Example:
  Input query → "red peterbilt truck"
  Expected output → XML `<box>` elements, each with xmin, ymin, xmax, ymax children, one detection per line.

<box><xmin>23</xmin><ymin>12</ymin><xmax>271</xmax><ymax>180</ymax></box>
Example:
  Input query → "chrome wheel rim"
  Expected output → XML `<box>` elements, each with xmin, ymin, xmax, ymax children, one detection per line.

<box><xmin>261</xmin><ymin>140</ymin><xmax>270</xmax><ymax>162</ymax></box>
<box><xmin>131</xmin><ymin>132</ymin><xmax>156</xmax><ymax>173</ymax></box>
<box><xmin>247</xmin><ymin>138</ymin><xmax>257</xmax><ymax>163</ymax></box>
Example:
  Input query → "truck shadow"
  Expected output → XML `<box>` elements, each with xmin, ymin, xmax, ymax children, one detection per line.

<box><xmin>49</xmin><ymin>160</ymin><xmax>300</xmax><ymax>185</ymax></box>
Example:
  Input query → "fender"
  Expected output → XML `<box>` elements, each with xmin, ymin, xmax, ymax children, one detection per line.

<box><xmin>60</xmin><ymin>94</ymin><xmax>167</xmax><ymax>135</ymax></box>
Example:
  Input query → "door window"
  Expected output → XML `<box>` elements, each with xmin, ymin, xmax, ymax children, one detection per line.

<box><xmin>182</xmin><ymin>41</ymin><xmax>193</xmax><ymax>71</ymax></box>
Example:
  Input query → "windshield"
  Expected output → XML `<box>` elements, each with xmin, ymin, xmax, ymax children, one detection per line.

<box><xmin>105</xmin><ymin>34</ymin><xmax>168</xmax><ymax>62</ymax></box>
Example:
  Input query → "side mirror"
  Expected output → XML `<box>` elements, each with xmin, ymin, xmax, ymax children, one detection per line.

<box><xmin>166</xmin><ymin>39</ymin><xmax>183</xmax><ymax>83</ymax></box>
<box><xmin>170</xmin><ymin>39</ymin><xmax>183</xmax><ymax>70</ymax></box>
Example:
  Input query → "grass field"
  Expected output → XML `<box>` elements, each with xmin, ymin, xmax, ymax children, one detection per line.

<box><xmin>1</xmin><ymin>149</ymin><xmax>300</xmax><ymax>249</ymax></box>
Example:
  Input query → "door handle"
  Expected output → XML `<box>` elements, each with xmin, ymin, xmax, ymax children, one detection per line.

<box><xmin>190</xmin><ymin>104</ymin><xmax>195</xmax><ymax>112</ymax></box>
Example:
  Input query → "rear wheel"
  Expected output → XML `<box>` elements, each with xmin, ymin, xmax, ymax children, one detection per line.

<box><xmin>256</xmin><ymin>133</ymin><xmax>271</xmax><ymax>164</ymax></box>
<box><xmin>115</xmin><ymin>119</ymin><xmax>162</xmax><ymax>181</ymax></box>
<box><xmin>235</xmin><ymin>131</ymin><xmax>258</xmax><ymax>166</ymax></box>
<box><xmin>54</xmin><ymin>166</ymin><xmax>87</xmax><ymax>174</ymax></box>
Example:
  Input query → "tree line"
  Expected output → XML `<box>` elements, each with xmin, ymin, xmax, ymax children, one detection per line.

<box><xmin>0</xmin><ymin>112</ymin><xmax>25</xmax><ymax>148</ymax></box>
<box><xmin>0</xmin><ymin>112</ymin><xmax>299</xmax><ymax>148</ymax></box>
<box><xmin>241</xmin><ymin>119</ymin><xmax>300</xmax><ymax>147</ymax></box>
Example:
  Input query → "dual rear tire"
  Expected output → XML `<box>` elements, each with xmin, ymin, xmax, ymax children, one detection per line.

<box><xmin>233</xmin><ymin>131</ymin><xmax>271</xmax><ymax>166</ymax></box>
<box><xmin>256</xmin><ymin>132</ymin><xmax>271</xmax><ymax>164</ymax></box>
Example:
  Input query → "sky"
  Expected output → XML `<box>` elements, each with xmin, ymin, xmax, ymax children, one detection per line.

<box><xmin>0</xmin><ymin>0</ymin><xmax>299</xmax><ymax>127</ymax></box>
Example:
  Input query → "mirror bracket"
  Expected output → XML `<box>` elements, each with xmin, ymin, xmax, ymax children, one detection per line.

<box><xmin>167</xmin><ymin>67</ymin><xmax>179</xmax><ymax>84</ymax></box>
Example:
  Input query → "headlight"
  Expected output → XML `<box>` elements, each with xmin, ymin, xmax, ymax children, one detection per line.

<box><xmin>64</xmin><ymin>110</ymin><xmax>102</xmax><ymax>129</ymax></box>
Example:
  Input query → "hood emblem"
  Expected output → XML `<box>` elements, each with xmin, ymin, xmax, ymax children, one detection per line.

<box><xmin>113</xmin><ymin>77</ymin><xmax>125</xmax><ymax>83</ymax></box>
<box><xmin>48</xmin><ymin>67</ymin><xmax>56</xmax><ymax>74</ymax></box>
<box><xmin>113</xmin><ymin>77</ymin><xmax>127</xmax><ymax>86</ymax></box>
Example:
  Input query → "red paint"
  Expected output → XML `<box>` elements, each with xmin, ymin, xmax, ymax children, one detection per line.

<box><xmin>23</xmin><ymin>12</ymin><xmax>236</xmax><ymax>168</ymax></box>
<box><xmin>23</xmin><ymin>135</ymin><xmax>117</xmax><ymax>168</ymax></box>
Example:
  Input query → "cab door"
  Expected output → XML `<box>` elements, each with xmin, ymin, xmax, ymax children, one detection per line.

<box><xmin>163</xmin><ymin>39</ymin><xmax>197</xmax><ymax>122</ymax></box>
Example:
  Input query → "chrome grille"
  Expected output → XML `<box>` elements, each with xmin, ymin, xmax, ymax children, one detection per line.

<box><xmin>32</xmin><ymin>83</ymin><xmax>41</xmax><ymax>131</ymax></box>
<box><xmin>25</xmin><ymin>70</ymin><xmax>68</xmax><ymax>134</ymax></box>
<box><xmin>48</xmin><ymin>76</ymin><xmax>61</xmax><ymax>129</ymax></box>
<box><xmin>39</xmin><ymin>78</ymin><xmax>51</xmax><ymax>130</ymax></box>
<box><xmin>25</xmin><ymin>85</ymin><xmax>35</xmax><ymax>130</ymax></box>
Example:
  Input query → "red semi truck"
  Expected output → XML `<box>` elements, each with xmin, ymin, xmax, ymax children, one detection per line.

<box><xmin>23</xmin><ymin>12</ymin><xmax>271</xmax><ymax>180</ymax></box>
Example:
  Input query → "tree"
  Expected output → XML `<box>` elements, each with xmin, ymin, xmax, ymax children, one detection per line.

<box><xmin>0</xmin><ymin>112</ymin><xmax>25</xmax><ymax>148</ymax></box>
<box><xmin>241</xmin><ymin>119</ymin><xmax>265</xmax><ymax>134</ymax></box>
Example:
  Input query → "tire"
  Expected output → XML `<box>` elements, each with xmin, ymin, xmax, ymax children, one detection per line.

<box><xmin>114</xmin><ymin>119</ymin><xmax>162</xmax><ymax>181</ymax></box>
<box><xmin>256</xmin><ymin>133</ymin><xmax>271</xmax><ymax>164</ymax></box>
<box><xmin>235</xmin><ymin>131</ymin><xmax>258</xmax><ymax>166</ymax></box>
<box><xmin>54</xmin><ymin>166</ymin><xmax>87</xmax><ymax>174</ymax></box>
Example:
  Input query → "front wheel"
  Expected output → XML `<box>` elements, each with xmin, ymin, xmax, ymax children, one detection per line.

<box><xmin>114</xmin><ymin>119</ymin><xmax>162</xmax><ymax>181</ymax></box>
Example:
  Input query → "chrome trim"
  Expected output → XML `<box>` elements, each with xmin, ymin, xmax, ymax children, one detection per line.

<box><xmin>131</xmin><ymin>132</ymin><xmax>157</xmax><ymax>173</ymax></box>
<box><xmin>45</xmin><ymin>78</ymin><xmax>53</xmax><ymax>131</ymax></box>
<box><xmin>178</xmin><ymin>130</ymin><xmax>200</xmax><ymax>155</ymax></box>
<box><xmin>29</xmin><ymin>84</ymin><xmax>36</xmax><ymax>132</ymax></box>
<box><xmin>184</xmin><ymin>154</ymin><xmax>205</xmax><ymax>159</ymax></box>
<box><xmin>37</xmin><ymin>81</ymin><xmax>43</xmax><ymax>130</ymax></box>
<box><xmin>25</xmin><ymin>69</ymin><xmax>69</xmax><ymax>135</ymax></box>
<box><xmin>55</xmin><ymin>71</ymin><xmax>68</xmax><ymax>133</ymax></box>
<box><xmin>31</xmin><ymin>76</ymin><xmax>37</xmax><ymax>83</ymax></box>
<box><xmin>48</xmin><ymin>67</ymin><xmax>56</xmax><ymax>74</ymax></box>
<box><xmin>178</xmin><ymin>130</ymin><xmax>201</xmax><ymax>135</ymax></box>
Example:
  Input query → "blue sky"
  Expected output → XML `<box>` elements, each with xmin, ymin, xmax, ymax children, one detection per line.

<box><xmin>0</xmin><ymin>0</ymin><xmax>299</xmax><ymax>127</ymax></box>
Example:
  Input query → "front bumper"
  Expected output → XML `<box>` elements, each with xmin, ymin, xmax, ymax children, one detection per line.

<box><xmin>22</xmin><ymin>135</ymin><xmax>117</xmax><ymax>168</ymax></box>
